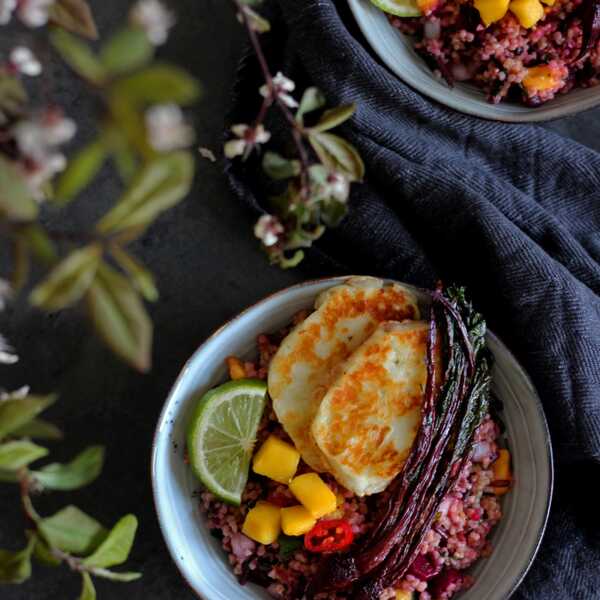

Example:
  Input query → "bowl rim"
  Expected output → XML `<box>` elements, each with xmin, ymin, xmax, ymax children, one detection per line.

<box><xmin>346</xmin><ymin>0</ymin><xmax>600</xmax><ymax>123</ymax></box>
<box><xmin>151</xmin><ymin>275</ymin><xmax>554</xmax><ymax>600</ymax></box>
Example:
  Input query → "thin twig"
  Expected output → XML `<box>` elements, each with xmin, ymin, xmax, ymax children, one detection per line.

<box><xmin>232</xmin><ymin>0</ymin><xmax>311</xmax><ymax>199</ymax></box>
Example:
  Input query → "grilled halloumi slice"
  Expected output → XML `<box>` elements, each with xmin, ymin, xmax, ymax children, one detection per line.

<box><xmin>311</xmin><ymin>320</ymin><xmax>431</xmax><ymax>496</ymax></box>
<box><xmin>268</xmin><ymin>277</ymin><xmax>419</xmax><ymax>472</ymax></box>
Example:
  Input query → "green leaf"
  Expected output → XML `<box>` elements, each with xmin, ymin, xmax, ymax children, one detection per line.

<box><xmin>278</xmin><ymin>535</ymin><xmax>303</xmax><ymax>559</ymax></box>
<box><xmin>242</xmin><ymin>6</ymin><xmax>271</xmax><ymax>33</ymax></box>
<box><xmin>278</xmin><ymin>250</ymin><xmax>304</xmax><ymax>269</ymax></box>
<box><xmin>296</xmin><ymin>87</ymin><xmax>326</xmax><ymax>124</ymax></box>
<box><xmin>309</xmin><ymin>132</ymin><xmax>365</xmax><ymax>182</ymax></box>
<box><xmin>12</xmin><ymin>419</ymin><xmax>63</xmax><ymax>441</ymax></box>
<box><xmin>55</xmin><ymin>140</ymin><xmax>107</xmax><ymax>203</ymax></box>
<box><xmin>30</xmin><ymin>245</ymin><xmax>102</xmax><ymax>311</ymax></box>
<box><xmin>32</xmin><ymin>445</ymin><xmax>105</xmax><ymax>491</ymax></box>
<box><xmin>79</xmin><ymin>572</ymin><xmax>96</xmax><ymax>600</ymax></box>
<box><xmin>108</xmin><ymin>96</ymin><xmax>152</xmax><ymax>160</ymax></box>
<box><xmin>86</xmin><ymin>263</ymin><xmax>152</xmax><ymax>372</ymax></box>
<box><xmin>82</xmin><ymin>515</ymin><xmax>138</xmax><ymax>569</ymax></box>
<box><xmin>112</xmin><ymin>145</ymin><xmax>138</xmax><ymax>183</ymax></box>
<box><xmin>91</xmin><ymin>569</ymin><xmax>141</xmax><ymax>582</ymax></box>
<box><xmin>39</xmin><ymin>506</ymin><xmax>107</xmax><ymax>555</ymax></box>
<box><xmin>20</xmin><ymin>224</ymin><xmax>59</xmax><ymax>266</ymax></box>
<box><xmin>312</xmin><ymin>103</ymin><xmax>356</xmax><ymax>133</ymax></box>
<box><xmin>112</xmin><ymin>64</ymin><xmax>201</xmax><ymax>106</ymax></box>
<box><xmin>48</xmin><ymin>0</ymin><xmax>98</xmax><ymax>40</ymax></box>
<box><xmin>0</xmin><ymin>156</ymin><xmax>38</xmax><ymax>221</ymax></box>
<box><xmin>50</xmin><ymin>29</ymin><xmax>106</xmax><ymax>84</ymax></box>
<box><xmin>29</xmin><ymin>532</ymin><xmax>62</xmax><ymax>567</ymax></box>
<box><xmin>0</xmin><ymin>537</ymin><xmax>35</xmax><ymax>584</ymax></box>
<box><xmin>0</xmin><ymin>71</ymin><xmax>27</xmax><ymax>117</ymax></box>
<box><xmin>0</xmin><ymin>395</ymin><xmax>57</xmax><ymax>441</ymax></box>
<box><xmin>320</xmin><ymin>200</ymin><xmax>349</xmax><ymax>228</ymax></box>
<box><xmin>109</xmin><ymin>246</ymin><xmax>158</xmax><ymax>302</ymax></box>
<box><xmin>100</xmin><ymin>28</ymin><xmax>153</xmax><ymax>76</ymax></box>
<box><xmin>262</xmin><ymin>152</ymin><xmax>301</xmax><ymax>181</ymax></box>
<box><xmin>0</xmin><ymin>441</ymin><xmax>48</xmax><ymax>470</ymax></box>
<box><xmin>96</xmin><ymin>152</ymin><xmax>194</xmax><ymax>235</ymax></box>
<box><xmin>0</xmin><ymin>470</ymin><xmax>19</xmax><ymax>483</ymax></box>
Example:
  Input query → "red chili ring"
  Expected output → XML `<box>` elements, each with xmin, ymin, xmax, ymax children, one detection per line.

<box><xmin>304</xmin><ymin>519</ymin><xmax>354</xmax><ymax>553</ymax></box>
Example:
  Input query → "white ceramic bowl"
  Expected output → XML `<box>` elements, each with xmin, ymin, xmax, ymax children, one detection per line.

<box><xmin>347</xmin><ymin>0</ymin><xmax>600</xmax><ymax>122</ymax></box>
<box><xmin>151</xmin><ymin>277</ymin><xmax>553</xmax><ymax>600</ymax></box>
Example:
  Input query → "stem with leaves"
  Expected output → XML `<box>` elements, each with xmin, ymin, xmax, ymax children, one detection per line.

<box><xmin>0</xmin><ymin>393</ymin><xmax>140</xmax><ymax>597</ymax></box>
<box><xmin>226</xmin><ymin>0</ymin><xmax>365</xmax><ymax>268</ymax></box>
<box><xmin>1</xmin><ymin>0</ymin><xmax>199</xmax><ymax>373</ymax></box>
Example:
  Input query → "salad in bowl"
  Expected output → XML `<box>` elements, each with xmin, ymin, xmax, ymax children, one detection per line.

<box><xmin>184</xmin><ymin>278</ymin><xmax>515</xmax><ymax>599</ymax></box>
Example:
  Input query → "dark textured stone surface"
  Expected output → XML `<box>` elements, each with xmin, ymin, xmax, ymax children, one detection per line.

<box><xmin>0</xmin><ymin>2</ymin><xmax>599</xmax><ymax>599</ymax></box>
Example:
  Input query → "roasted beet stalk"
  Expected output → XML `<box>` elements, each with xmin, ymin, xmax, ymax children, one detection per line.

<box><xmin>577</xmin><ymin>0</ymin><xmax>600</xmax><ymax>61</ymax></box>
<box><xmin>306</xmin><ymin>287</ymin><xmax>491</xmax><ymax>599</ymax></box>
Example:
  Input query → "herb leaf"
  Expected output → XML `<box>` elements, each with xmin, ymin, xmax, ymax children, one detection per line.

<box><xmin>32</xmin><ymin>446</ymin><xmax>105</xmax><ymax>491</ymax></box>
<box><xmin>30</xmin><ymin>245</ymin><xmax>102</xmax><ymax>311</ymax></box>
<box><xmin>0</xmin><ymin>536</ymin><xmax>35</xmax><ymax>584</ymax></box>
<box><xmin>0</xmin><ymin>395</ymin><xmax>57</xmax><ymax>442</ymax></box>
<box><xmin>82</xmin><ymin>515</ymin><xmax>138</xmax><ymax>568</ymax></box>
<box><xmin>39</xmin><ymin>506</ymin><xmax>107</xmax><ymax>556</ymax></box>
<box><xmin>79</xmin><ymin>571</ymin><xmax>97</xmax><ymax>600</ymax></box>
<box><xmin>0</xmin><ymin>441</ymin><xmax>49</xmax><ymax>471</ymax></box>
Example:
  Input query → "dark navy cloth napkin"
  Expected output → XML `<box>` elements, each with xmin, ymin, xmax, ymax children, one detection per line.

<box><xmin>228</xmin><ymin>1</ymin><xmax>600</xmax><ymax>597</ymax></box>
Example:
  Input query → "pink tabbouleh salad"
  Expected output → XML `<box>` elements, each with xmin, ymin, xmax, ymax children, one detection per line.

<box><xmin>186</xmin><ymin>278</ymin><xmax>513</xmax><ymax>600</ymax></box>
<box><xmin>372</xmin><ymin>0</ymin><xmax>600</xmax><ymax>105</ymax></box>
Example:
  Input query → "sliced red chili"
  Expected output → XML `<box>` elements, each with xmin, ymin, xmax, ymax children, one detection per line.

<box><xmin>304</xmin><ymin>519</ymin><xmax>354</xmax><ymax>554</ymax></box>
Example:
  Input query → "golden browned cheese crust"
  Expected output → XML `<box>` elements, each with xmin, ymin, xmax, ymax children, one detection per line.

<box><xmin>268</xmin><ymin>277</ymin><xmax>420</xmax><ymax>472</ymax></box>
<box><xmin>312</xmin><ymin>320</ymin><xmax>437</xmax><ymax>496</ymax></box>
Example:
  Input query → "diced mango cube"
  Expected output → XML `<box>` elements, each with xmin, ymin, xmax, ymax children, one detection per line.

<box><xmin>242</xmin><ymin>502</ymin><xmax>281</xmax><ymax>545</ymax></box>
<box><xmin>226</xmin><ymin>356</ymin><xmax>246</xmax><ymax>380</ymax></box>
<box><xmin>281</xmin><ymin>505</ymin><xmax>317</xmax><ymax>536</ymax></box>
<box><xmin>474</xmin><ymin>0</ymin><xmax>509</xmax><ymax>26</ymax></box>
<box><xmin>396</xmin><ymin>591</ymin><xmax>414</xmax><ymax>600</ymax></box>
<box><xmin>509</xmin><ymin>0</ymin><xmax>544</xmax><ymax>28</ymax></box>
<box><xmin>522</xmin><ymin>65</ymin><xmax>560</xmax><ymax>93</ymax></box>
<box><xmin>289</xmin><ymin>473</ymin><xmax>337</xmax><ymax>518</ymax></box>
<box><xmin>540</xmin><ymin>0</ymin><xmax>554</xmax><ymax>5</ymax></box>
<box><xmin>491</xmin><ymin>448</ymin><xmax>512</xmax><ymax>496</ymax></box>
<box><xmin>252</xmin><ymin>435</ymin><xmax>300</xmax><ymax>484</ymax></box>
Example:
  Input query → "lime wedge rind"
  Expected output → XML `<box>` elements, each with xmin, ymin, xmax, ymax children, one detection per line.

<box><xmin>370</xmin><ymin>0</ymin><xmax>422</xmax><ymax>17</ymax></box>
<box><xmin>187</xmin><ymin>379</ymin><xmax>267</xmax><ymax>505</ymax></box>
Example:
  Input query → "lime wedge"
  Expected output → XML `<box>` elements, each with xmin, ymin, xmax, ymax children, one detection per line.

<box><xmin>371</xmin><ymin>0</ymin><xmax>422</xmax><ymax>17</ymax></box>
<box><xmin>187</xmin><ymin>379</ymin><xmax>267</xmax><ymax>505</ymax></box>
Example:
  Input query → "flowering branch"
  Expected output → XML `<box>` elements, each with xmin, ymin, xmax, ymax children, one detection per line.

<box><xmin>225</xmin><ymin>0</ymin><xmax>365</xmax><ymax>268</ymax></box>
<box><xmin>1</xmin><ymin>0</ymin><xmax>200</xmax><ymax>372</ymax></box>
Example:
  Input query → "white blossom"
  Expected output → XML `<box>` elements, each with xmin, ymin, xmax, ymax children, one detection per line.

<box><xmin>9</xmin><ymin>46</ymin><xmax>42</xmax><ymax>76</ymax></box>
<box><xmin>0</xmin><ymin>279</ymin><xmax>12</xmax><ymax>311</ymax></box>
<box><xmin>254</xmin><ymin>215</ymin><xmax>284</xmax><ymax>247</ymax></box>
<box><xmin>17</xmin><ymin>0</ymin><xmax>54</xmax><ymax>27</ymax></box>
<box><xmin>0</xmin><ymin>386</ymin><xmax>30</xmax><ymax>401</ymax></box>
<box><xmin>0</xmin><ymin>0</ymin><xmax>17</xmax><ymax>24</ymax></box>
<box><xmin>146</xmin><ymin>104</ymin><xmax>195</xmax><ymax>152</ymax></box>
<box><xmin>260</xmin><ymin>72</ymin><xmax>298</xmax><ymax>108</ymax></box>
<box><xmin>130</xmin><ymin>0</ymin><xmax>175</xmax><ymax>46</ymax></box>
<box><xmin>224</xmin><ymin>123</ymin><xmax>270</xmax><ymax>159</ymax></box>
<box><xmin>0</xmin><ymin>334</ymin><xmax>18</xmax><ymax>365</ymax></box>
<box><xmin>12</xmin><ymin>108</ymin><xmax>75</xmax><ymax>200</ymax></box>
<box><xmin>324</xmin><ymin>171</ymin><xmax>350</xmax><ymax>203</ymax></box>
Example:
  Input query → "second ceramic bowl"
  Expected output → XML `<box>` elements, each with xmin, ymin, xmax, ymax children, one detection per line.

<box><xmin>347</xmin><ymin>0</ymin><xmax>600</xmax><ymax>122</ymax></box>
<box><xmin>151</xmin><ymin>277</ymin><xmax>554</xmax><ymax>600</ymax></box>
